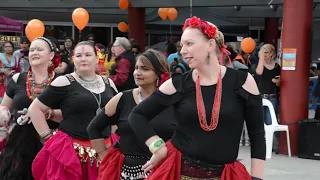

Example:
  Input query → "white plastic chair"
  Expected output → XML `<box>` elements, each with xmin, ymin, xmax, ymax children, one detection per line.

<box><xmin>262</xmin><ymin>98</ymin><xmax>291</xmax><ymax>159</ymax></box>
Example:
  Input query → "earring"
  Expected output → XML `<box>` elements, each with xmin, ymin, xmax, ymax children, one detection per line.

<box><xmin>49</xmin><ymin>61</ymin><xmax>53</xmax><ymax>67</ymax></box>
<box><xmin>206</xmin><ymin>53</ymin><xmax>210</xmax><ymax>65</ymax></box>
<box><xmin>95</xmin><ymin>64</ymin><xmax>98</xmax><ymax>71</ymax></box>
<box><xmin>156</xmin><ymin>78</ymin><xmax>159</xmax><ymax>86</ymax></box>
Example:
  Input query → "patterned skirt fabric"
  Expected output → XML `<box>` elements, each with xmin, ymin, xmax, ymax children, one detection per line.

<box><xmin>180</xmin><ymin>155</ymin><xmax>224</xmax><ymax>180</ymax></box>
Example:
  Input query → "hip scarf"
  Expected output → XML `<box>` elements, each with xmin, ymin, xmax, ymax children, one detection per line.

<box><xmin>32</xmin><ymin>131</ymin><xmax>112</xmax><ymax>180</ymax></box>
<box><xmin>146</xmin><ymin>140</ymin><xmax>251</xmax><ymax>180</ymax></box>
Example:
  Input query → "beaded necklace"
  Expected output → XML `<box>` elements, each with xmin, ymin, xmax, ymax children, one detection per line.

<box><xmin>195</xmin><ymin>70</ymin><xmax>222</xmax><ymax>131</ymax></box>
<box><xmin>26</xmin><ymin>71</ymin><xmax>54</xmax><ymax>101</ymax></box>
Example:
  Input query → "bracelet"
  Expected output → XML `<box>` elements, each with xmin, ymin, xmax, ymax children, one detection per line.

<box><xmin>39</xmin><ymin>129</ymin><xmax>52</xmax><ymax>139</ymax></box>
<box><xmin>42</xmin><ymin>133</ymin><xmax>53</xmax><ymax>140</ymax></box>
<box><xmin>148</xmin><ymin>138</ymin><xmax>165</xmax><ymax>154</ymax></box>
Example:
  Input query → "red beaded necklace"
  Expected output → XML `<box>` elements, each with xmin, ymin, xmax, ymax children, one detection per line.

<box><xmin>26</xmin><ymin>71</ymin><xmax>54</xmax><ymax>101</ymax></box>
<box><xmin>195</xmin><ymin>70</ymin><xmax>222</xmax><ymax>131</ymax></box>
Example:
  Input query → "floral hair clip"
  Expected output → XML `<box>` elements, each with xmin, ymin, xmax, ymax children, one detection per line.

<box><xmin>182</xmin><ymin>16</ymin><xmax>217</xmax><ymax>39</ymax></box>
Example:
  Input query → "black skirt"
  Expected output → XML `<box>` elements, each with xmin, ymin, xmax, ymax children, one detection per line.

<box><xmin>0</xmin><ymin>121</ymin><xmax>59</xmax><ymax>180</ymax></box>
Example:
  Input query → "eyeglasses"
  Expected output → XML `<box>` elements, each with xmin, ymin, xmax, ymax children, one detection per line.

<box><xmin>4</xmin><ymin>46</ymin><xmax>13</xmax><ymax>48</ymax></box>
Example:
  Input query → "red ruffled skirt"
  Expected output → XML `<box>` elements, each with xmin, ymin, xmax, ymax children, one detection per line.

<box><xmin>146</xmin><ymin>141</ymin><xmax>251</xmax><ymax>180</ymax></box>
<box><xmin>32</xmin><ymin>131</ymin><xmax>113</xmax><ymax>180</ymax></box>
<box><xmin>97</xmin><ymin>147</ymin><xmax>124</xmax><ymax>180</ymax></box>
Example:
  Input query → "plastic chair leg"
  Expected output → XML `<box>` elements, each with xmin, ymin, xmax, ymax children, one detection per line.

<box><xmin>286</xmin><ymin>130</ymin><xmax>291</xmax><ymax>157</ymax></box>
<box><xmin>265</xmin><ymin>130</ymin><xmax>274</xmax><ymax>159</ymax></box>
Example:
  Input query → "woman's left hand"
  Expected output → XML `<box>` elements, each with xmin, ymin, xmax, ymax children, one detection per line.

<box><xmin>272</xmin><ymin>76</ymin><xmax>280</xmax><ymax>86</ymax></box>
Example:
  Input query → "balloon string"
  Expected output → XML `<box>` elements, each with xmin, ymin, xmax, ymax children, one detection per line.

<box><xmin>190</xmin><ymin>0</ymin><xmax>193</xmax><ymax>17</ymax></box>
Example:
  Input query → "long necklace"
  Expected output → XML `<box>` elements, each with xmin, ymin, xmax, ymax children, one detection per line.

<box><xmin>77</xmin><ymin>74</ymin><xmax>103</xmax><ymax>115</ymax></box>
<box><xmin>89</xmin><ymin>90</ymin><xmax>102</xmax><ymax>115</ymax></box>
<box><xmin>26</xmin><ymin>71</ymin><xmax>54</xmax><ymax>101</ymax></box>
<box><xmin>138</xmin><ymin>88</ymin><xmax>143</xmax><ymax>102</ymax></box>
<box><xmin>195</xmin><ymin>70</ymin><xmax>222</xmax><ymax>131</ymax></box>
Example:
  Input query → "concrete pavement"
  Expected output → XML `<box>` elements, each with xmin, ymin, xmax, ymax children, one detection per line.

<box><xmin>239</xmin><ymin>146</ymin><xmax>320</xmax><ymax>180</ymax></box>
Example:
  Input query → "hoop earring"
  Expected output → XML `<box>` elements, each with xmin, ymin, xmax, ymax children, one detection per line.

<box><xmin>206</xmin><ymin>53</ymin><xmax>210</xmax><ymax>65</ymax></box>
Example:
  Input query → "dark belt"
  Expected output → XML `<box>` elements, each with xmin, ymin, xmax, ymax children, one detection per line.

<box><xmin>181</xmin><ymin>155</ymin><xmax>224</xmax><ymax>179</ymax></box>
<box><xmin>263</xmin><ymin>94</ymin><xmax>276</xmax><ymax>99</ymax></box>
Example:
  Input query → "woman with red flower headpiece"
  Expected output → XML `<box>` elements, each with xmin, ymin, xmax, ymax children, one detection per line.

<box><xmin>0</xmin><ymin>37</ymin><xmax>62</xmax><ymax>180</ymax></box>
<box><xmin>86</xmin><ymin>49</ymin><xmax>176</xmax><ymax>180</ymax></box>
<box><xmin>128</xmin><ymin>16</ymin><xmax>266</xmax><ymax>180</ymax></box>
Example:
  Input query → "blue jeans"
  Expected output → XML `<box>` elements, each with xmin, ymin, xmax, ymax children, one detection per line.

<box><xmin>264</xmin><ymin>97</ymin><xmax>278</xmax><ymax>125</ymax></box>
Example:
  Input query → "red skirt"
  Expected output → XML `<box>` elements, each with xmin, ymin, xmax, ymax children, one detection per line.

<box><xmin>97</xmin><ymin>147</ymin><xmax>124</xmax><ymax>180</ymax></box>
<box><xmin>146</xmin><ymin>141</ymin><xmax>251</xmax><ymax>180</ymax></box>
<box><xmin>32</xmin><ymin>131</ymin><xmax>112</xmax><ymax>180</ymax></box>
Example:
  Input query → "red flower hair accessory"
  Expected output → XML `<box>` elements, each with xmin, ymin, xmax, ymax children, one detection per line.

<box><xmin>219</xmin><ymin>44</ymin><xmax>232</xmax><ymax>66</ymax></box>
<box><xmin>95</xmin><ymin>46</ymin><xmax>101</xmax><ymax>52</ymax></box>
<box><xmin>183</xmin><ymin>16</ymin><xmax>217</xmax><ymax>39</ymax></box>
<box><xmin>157</xmin><ymin>72</ymin><xmax>170</xmax><ymax>88</ymax></box>
<box><xmin>48</xmin><ymin>53</ymin><xmax>61</xmax><ymax>73</ymax></box>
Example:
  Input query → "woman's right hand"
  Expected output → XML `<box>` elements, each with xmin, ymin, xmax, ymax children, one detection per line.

<box><xmin>0</xmin><ymin>106</ymin><xmax>11</xmax><ymax>127</ymax></box>
<box><xmin>142</xmin><ymin>145</ymin><xmax>168</xmax><ymax>174</ymax></box>
<box><xmin>258</xmin><ymin>48</ymin><xmax>265</xmax><ymax>60</ymax></box>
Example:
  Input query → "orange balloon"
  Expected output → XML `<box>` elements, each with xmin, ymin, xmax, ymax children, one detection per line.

<box><xmin>158</xmin><ymin>8</ymin><xmax>169</xmax><ymax>20</ymax></box>
<box><xmin>119</xmin><ymin>0</ymin><xmax>129</xmax><ymax>10</ymax></box>
<box><xmin>72</xmin><ymin>8</ymin><xmax>89</xmax><ymax>31</ymax></box>
<box><xmin>241</xmin><ymin>37</ymin><xmax>256</xmax><ymax>54</ymax></box>
<box><xmin>118</xmin><ymin>22</ymin><xmax>128</xmax><ymax>32</ymax></box>
<box><xmin>25</xmin><ymin>19</ymin><xmax>45</xmax><ymax>42</ymax></box>
<box><xmin>168</xmin><ymin>8</ymin><xmax>178</xmax><ymax>22</ymax></box>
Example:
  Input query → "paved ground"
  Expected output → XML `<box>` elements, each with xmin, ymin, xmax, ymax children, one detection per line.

<box><xmin>239</xmin><ymin>146</ymin><xmax>320</xmax><ymax>180</ymax></box>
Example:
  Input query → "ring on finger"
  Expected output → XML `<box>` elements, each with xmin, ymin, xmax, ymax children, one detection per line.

<box><xmin>17</xmin><ymin>117</ymin><xmax>23</xmax><ymax>125</ymax></box>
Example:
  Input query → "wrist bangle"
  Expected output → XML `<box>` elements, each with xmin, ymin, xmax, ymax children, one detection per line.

<box><xmin>39</xmin><ymin>129</ymin><xmax>52</xmax><ymax>139</ymax></box>
<box><xmin>148</xmin><ymin>138</ymin><xmax>165</xmax><ymax>154</ymax></box>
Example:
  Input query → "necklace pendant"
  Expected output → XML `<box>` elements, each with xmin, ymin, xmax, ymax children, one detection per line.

<box><xmin>96</xmin><ymin>108</ymin><xmax>102</xmax><ymax>115</ymax></box>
